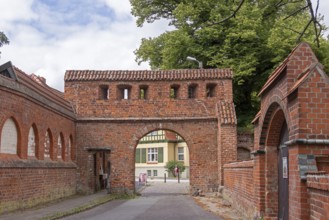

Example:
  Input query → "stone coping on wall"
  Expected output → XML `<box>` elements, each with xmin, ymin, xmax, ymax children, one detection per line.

<box><xmin>285</xmin><ymin>138</ymin><xmax>329</xmax><ymax>145</ymax></box>
<box><xmin>0</xmin><ymin>158</ymin><xmax>77</xmax><ymax>168</ymax></box>
<box><xmin>307</xmin><ymin>172</ymin><xmax>329</xmax><ymax>191</ymax></box>
<box><xmin>223</xmin><ymin>160</ymin><xmax>254</xmax><ymax>168</ymax></box>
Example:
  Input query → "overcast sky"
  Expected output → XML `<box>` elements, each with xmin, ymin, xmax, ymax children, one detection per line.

<box><xmin>0</xmin><ymin>0</ymin><xmax>328</xmax><ymax>91</ymax></box>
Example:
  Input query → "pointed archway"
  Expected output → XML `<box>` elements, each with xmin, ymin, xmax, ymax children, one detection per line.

<box><xmin>262</xmin><ymin>104</ymin><xmax>289</xmax><ymax>219</ymax></box>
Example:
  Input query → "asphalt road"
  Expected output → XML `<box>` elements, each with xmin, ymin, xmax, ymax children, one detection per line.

<box><xmin>62</xmin><ymin>182</ymin><xmax>221</xmax><ymax>220</ymax></box>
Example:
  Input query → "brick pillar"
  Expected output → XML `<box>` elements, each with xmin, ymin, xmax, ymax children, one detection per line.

<box><xmin>288</xmin><ymin>145</ymin><xmax>310</xmax><ymax>220</ymax></box>
<box><xmin>253</xmin><ymin>152</ymin><xmax>266</xmax><ymax>218</ymax></box>
<box><xmin>217</xmin><ymin>101</ymin><xmax>237</xmax><ymax>185</ymax></box>
<box><xmin>218</xmin><ymin>124</ymin><xmax>237</xmax><ymax>185</ymax></box>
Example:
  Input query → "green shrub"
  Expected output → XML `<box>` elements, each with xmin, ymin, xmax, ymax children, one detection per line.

<box><xmin>165</xmin><ymin>160</ymin><xmax>185</xmax><ymax>177</ymax></box>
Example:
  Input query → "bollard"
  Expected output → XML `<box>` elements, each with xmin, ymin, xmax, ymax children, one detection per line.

<box><xmin>164</xmin><ymin>173</ymin><xmax>166</xmax><ymax>183</ymax></box>
<box><xmin>178</xmin><ymin>172</ymin><xmax>180</xmax><ymax>183</ymax></box>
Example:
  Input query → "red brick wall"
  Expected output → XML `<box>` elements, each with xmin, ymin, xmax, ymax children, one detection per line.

<box><xmin>218</xmin><ymin>125</ymin><xmax>237</xmax><ymax>184</ymax></box>
<box><xmin>0</xmin><ymin>88</ymin><xmax>76</xmax><ymax>161</ymax></box>
<box><xmin>223</xmin><ymin>160</ymin><xmax>255</xmax><ymax>218</ymax></box>
<box><xmin>287</xmin><ymin>145</ymin><xmax>329</xmax><ymax>219</ymax></box>
<box><xmin>0</xmin><ymin>74</ymin><xmax>77</xmax><ymax>213</ymax></box>
<box><xmin>0</xmin><ymin>164</ymin><xmax>76</xmax><ymax>213</ymax></box>
<box><xmin>76</xmin><ymin>120</ymin><xmax>220</xmax><ymax>193</ymax></box>
<box><xmin>252</xmin><ymin>153</ymin><xmax>265</xmax><ymax>218</ymax></box>
<box><xmin>295</xmin><ymin>70</ymin><xmax>329</xmax><ymax>140</ymax></box>
<box><xmin>237</xmin><ymin>132</ymin><xmax>253</xmax><ymax>161</ymax></box>
<box><xmin>65</xmin><ymin>79</ymin><xmax>233</xmax><ymax>118</ymax></box>
<box><xmin>307</xmin><ymin>173</ymin><xmax>329</xmax><ymax>220</ymax></box>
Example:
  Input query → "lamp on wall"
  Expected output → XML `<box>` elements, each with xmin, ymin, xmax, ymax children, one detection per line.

<box><xmin>186</xmin><ymin>56</ymin><xmax>203</xmax><ymax>69</ymax></box>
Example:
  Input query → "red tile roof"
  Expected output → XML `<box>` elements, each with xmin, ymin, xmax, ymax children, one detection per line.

<box><xmin>217</xmin><ymin>101</ymin><xmax>237</xmax><ymax>125</ymax></box>
<box><xmin>64</xmin><ymin>69</ymin><xmax>233</xmax><ymax>82</ymax></box>
<box><xmin>164</xmin><ymin>130</ymin><xmax>178</xmax><ymax>141</ymax></box>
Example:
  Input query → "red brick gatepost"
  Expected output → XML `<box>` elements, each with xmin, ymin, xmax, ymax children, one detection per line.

<box><xmin>253</xmin><ymin>42</ymin><xmax>329</xmax><ymax>219</ymax></box>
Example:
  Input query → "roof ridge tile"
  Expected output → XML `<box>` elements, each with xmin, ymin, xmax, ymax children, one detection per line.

<box><xmin>64</xmin><ymin>69</ymin><xmax>232</xmax><ymax>82</ymax></box>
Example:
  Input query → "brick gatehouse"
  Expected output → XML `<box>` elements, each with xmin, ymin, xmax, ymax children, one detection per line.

<box><xmin>64</xmin><ymin>69</ymin><xmax>237</xmax><ymax>193</ymax></box>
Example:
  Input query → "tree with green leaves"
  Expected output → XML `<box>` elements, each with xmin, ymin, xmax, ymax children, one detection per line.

<box><xmin>0</xmin><ymin>31</ymin><xmax>9</xmax><ymax>58</ymax></box>
<box><xmin>165</xmin><ymin>160</ymin><xmax>186</xmax><ymax>177</ymax></box>
<box><xmin>131</xmin><ymin>0</ymin><xmax>329</xmax><ymax>128</ymax></box>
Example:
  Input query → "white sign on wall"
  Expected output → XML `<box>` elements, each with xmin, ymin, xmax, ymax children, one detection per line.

<box><xmin>283</xmin><ymin>157</ymin><xmax>288</xmax><ymax>179</ymax></box>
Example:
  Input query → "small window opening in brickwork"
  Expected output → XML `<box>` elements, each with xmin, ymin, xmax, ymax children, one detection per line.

<box><xmin>57</xmin><ymin>136</ymin><xmax>62</xmax><ymax>159</ymax></box>
<box><xmin>58</xmin><ymin>133</ymin><xmax>65</xmax><ymax>159</ymax></box>
<box><xmin>124</xmin><ymin>89</ymin><xmax>129</xmax><ymax>99</ymax></box>
<box><xmin>118</xmin><ymin>85</ymin><xmax>131</xmax><ymax>100</ymax></box>
<box><xmin>170</xmin><ymin>85</ymin><xmax>180</xmax><ymax>99</ymax></box>
<box><xmin>139</xmin><ymin>85</ymin><xmax>148</xmax><ymax>99</ymax></box>
<box><xmin>67</xmin><ymin>136</ymin><xmax>72</xmax><ymax>161</ymax></box>
<box><xmin>0</xmin><ymin>118</ymin><xmax>18</xmax><ymax>154</ymax></box>
<box><xmin>44</xmin><ymin>130</ymin><xmax>52</xmax><ymax>159</ymax></box>
<box><xmin>99</xmin><ymin>85</ymin><xmax>109</xmax><ymax>100</ymax></box>
<box><xmin>206</xmin><ymin>83</ymin><xmax>216</xmax><ymax>98</ymax></box>
<box><xmin>28</xmin><ymin>126</ymin><xmax>36</xmax><ymax>157</ymax></box>
<box><xmin>188</xmin><ymin>84</ymin><xmax>197</xmax><ymax>99</ymax></box>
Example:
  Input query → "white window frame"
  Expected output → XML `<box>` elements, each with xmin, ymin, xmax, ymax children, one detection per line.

<box><xmin>178</xmin><ymin>147</ymin><xmax>184</xmax><ymax>161</ymax></box>
<box><xmin>147</xmin><ymin>148</ymin><xmax>158</xmax><ymax>162</ymax></box>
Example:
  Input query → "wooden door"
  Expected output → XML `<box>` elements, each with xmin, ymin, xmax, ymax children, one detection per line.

<box><xmin>278</xmin><ymin>123</ymin><xmax>289</xmax><ymax>220</ymax></box>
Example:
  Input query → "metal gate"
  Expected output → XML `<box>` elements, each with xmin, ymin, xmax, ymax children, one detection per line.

<box><xmin>278</xmin><ymin>123</ymin><xmax>289</xmax><ymax>220</ymax></box>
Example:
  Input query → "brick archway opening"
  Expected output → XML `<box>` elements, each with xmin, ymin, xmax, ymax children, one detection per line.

<box><xmin>134</xmin><ymin>129</ymin><xmax>190</xmax><ymax>191</ymax></box>
<box><xmin>262</xmin><ymin>104</ymin><xmax>287</xmax><ymax>218</ymax></box>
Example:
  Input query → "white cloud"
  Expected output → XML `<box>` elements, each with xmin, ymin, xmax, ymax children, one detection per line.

<box><xmin>0</xmin><ymin>0</ymin><xmax>171</xmax><ymax>91</ymax></box>
<box><xmin>0</xmin><ymin>0</ymin><xmax>36</xmax><ymax>25</ymax></box>
<box><xmin>101</xmin><ymin>0</ymin><xmax>132</xmax><ymax>19</ymax></box>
